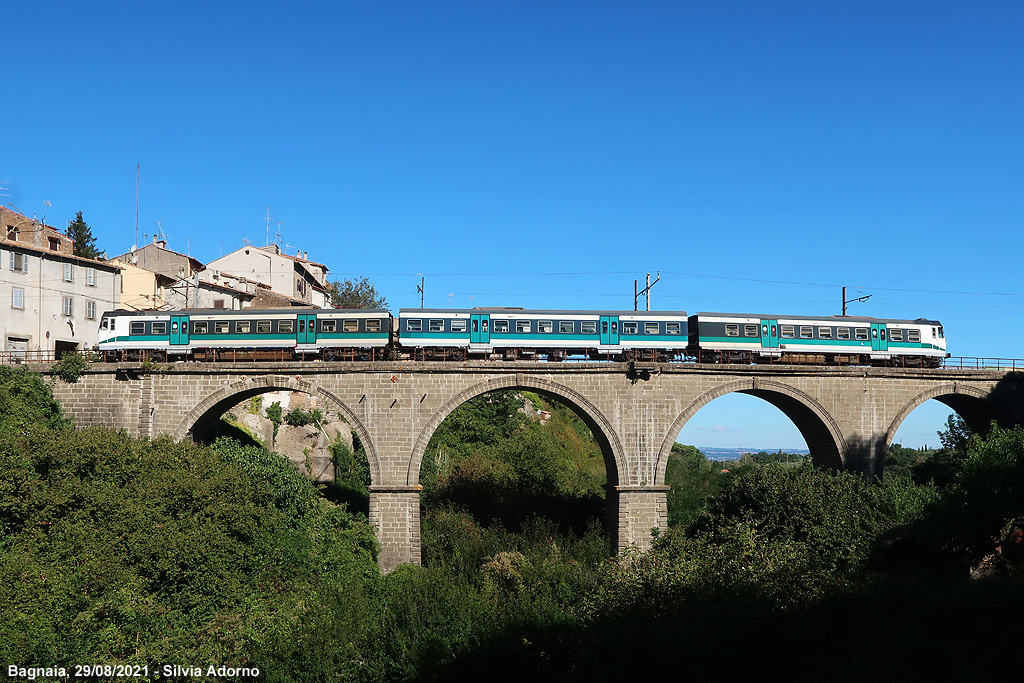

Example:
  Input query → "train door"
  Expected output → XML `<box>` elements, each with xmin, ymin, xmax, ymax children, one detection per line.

<box><xmin>760</xmin><ymin>319</ymin><xmax>779</xmax><ymax>349</ymax></box>
<box><xmin>470</xmin><ymin>314</ymin><xmax>490</xmax><ymax>344</ymax></box>
<box><xmin>297</xmin><ymin>314</ymin><xmax>318</xmax><ymax>344</ymax></box>
<box><xmin>871</xmin><ymin>324</ymin><xmax>888</xmax><ymax>351</ymax></box>
<box><xmin>170</xmin><ymin>315</ymin><xmax>190</xmax><ymax>346</ymax></box>
<box><xmin>600</xmin><ymin>315</ymin><xmax>619</xmax><ymax>345</ymax></box>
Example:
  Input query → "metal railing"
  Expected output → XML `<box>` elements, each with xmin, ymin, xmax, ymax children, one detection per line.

<box><xmin>942</xmin><ymin>357</ymin><xmax>1024</xmax><ymax>371</ymax></box>
<box><xmin>0</xmin><ymin>351</ymin><xmax>57</xmax><ymax>365</ymax></box>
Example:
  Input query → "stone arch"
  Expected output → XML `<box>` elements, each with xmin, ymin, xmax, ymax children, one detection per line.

<box><xmin>406</xmin><ymin>374</ymin><xmax>626</xmax><ymax>488</ymax></box>
<box><xmin>657</xmin><ymin>378</ymin><xmax>846</xmax><ymax>481</ymax></box>
<box><xmin>173</xmin><ymin>374</ymin><xmax>382</xmax><ymax>485</ymax></box>
<box><xmin>884</xmin><ymin>383</ymin><xmax>1008</xmax><ymax>453</ymax></box>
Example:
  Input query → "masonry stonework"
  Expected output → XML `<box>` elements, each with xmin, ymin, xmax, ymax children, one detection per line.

<box><xmin>46</xmin><ymin>361</ymin><xmax>1024</xmax><ymax>571</ymax></box>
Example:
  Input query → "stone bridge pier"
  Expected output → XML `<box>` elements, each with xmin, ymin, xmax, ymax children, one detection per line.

<box><xmin>47</xmin><ymin>361</ymin><xmax>1024</xmax><ymax>571</ymax></box>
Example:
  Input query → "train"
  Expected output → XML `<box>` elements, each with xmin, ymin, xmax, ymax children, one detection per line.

<box><xmin>96</xmin><ymin>306</ymin><xmax>948</xmax><ymax>367</ymax></box>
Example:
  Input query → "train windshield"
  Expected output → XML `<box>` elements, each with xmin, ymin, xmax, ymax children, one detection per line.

<box><xmin>100</xmin><ymin>317</ymin><xmax>109</xmax><ymax>330</ymax></box>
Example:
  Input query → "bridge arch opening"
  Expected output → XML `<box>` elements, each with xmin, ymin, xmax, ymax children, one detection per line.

<box><xmin>174</xmin><ymin>376</ymin><xmax>381</xmax><ymax>490</ymax></box>
<box><xmin>663</xmin><ymin>380</ymin><xmax>844</xmax><ymax>478</ymax></box>
<box><xmin>883</xmin><ymin>386</ymin><xmax>1009</xmax><ymax>481</ymax></box>
<box><xmin>410</xmin><ymin>381</ymin><xmax>623</xmax><ymax>560</ymax></box>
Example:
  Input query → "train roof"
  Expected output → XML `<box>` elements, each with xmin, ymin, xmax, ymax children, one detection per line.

<box><xmin>692</xmin><ymin>312</ymin><xmax>943</xmax><ymax>325</ymax></box>
<box><xmin>101</xmin><ymin>307</ymin><xmax>390</xmax><ymax>317</ymax></box>
<box><xmin>399</xmin><ymin>308</ymin><xmax>689</xmax><ymax>316</ymax></box>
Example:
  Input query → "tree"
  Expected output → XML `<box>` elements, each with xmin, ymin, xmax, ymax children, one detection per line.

<box><xmin>328</xmin><ymin>276</ymin><xmax>387</xmax><ymax>309</ymax></box>
<box><xmin>65</xmin><ymin>211</ymin><xmax>102</xmax><ymax>259</ymax></box>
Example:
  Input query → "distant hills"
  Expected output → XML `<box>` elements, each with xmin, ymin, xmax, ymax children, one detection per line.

<box><xmin>697</xmin><ymin>446</ymin><xmax>810</xmax><ymax>462</ymax></box>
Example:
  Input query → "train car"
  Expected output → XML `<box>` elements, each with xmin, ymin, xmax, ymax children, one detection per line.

<box><xmin>97</xmin><ymin>308</ymin><xmax>392</xmax><ymax>361</ymax></box>
<box><xmin>397</xmin><ymin>308</ymin><xmax>688</xmax><ymax>361</ymax></box>
<box><xmin>688</xmin><ymin>312</ymin><xmax>947</xmax><ymax>367</ymax></box>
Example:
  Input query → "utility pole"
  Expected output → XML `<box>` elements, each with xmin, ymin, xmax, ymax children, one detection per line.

<box><xmin>842</xmin><ymin>286</ymin><xmax>871</xmax><ymax>316</ymax></box>
<box><xmin>417</xmin><ymin>276</ymin><xmax>425</xmax><ymax>308</ymax></box>
<box><xmin>635</xmin><ymin>272</ymin><xmax>661</xmax><ymax>311</ymax></box>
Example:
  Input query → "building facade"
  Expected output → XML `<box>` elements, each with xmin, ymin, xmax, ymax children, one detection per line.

<box><xmin>1</xmin><ymin>207</ymin><xmax>121</xmax><ymax>359</ymax></box>
<box><xmin>202</xmin><ymin>244</ymin><xmax>330</xmax><ymax>308</ymax></box>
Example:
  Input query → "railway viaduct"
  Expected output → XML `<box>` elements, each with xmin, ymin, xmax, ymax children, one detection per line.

<box><xmin>46</xmin><ymin>361</ymin><xmax>1024</xmax><ymax>571</ymax></box>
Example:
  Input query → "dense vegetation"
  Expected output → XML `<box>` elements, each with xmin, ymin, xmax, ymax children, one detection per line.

<box><xmin>3</xmin><ymin>367</ymin><xmax>1023</xmax><ymax>681</ymax></box>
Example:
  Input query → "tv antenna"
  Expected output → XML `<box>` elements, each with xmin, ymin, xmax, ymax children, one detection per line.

<box><xmin>154</xmin><ymin>220</ymin><xmax>167</xmax><ymax>243</ymax></box>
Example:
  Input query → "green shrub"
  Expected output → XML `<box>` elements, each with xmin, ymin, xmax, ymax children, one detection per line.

<box><xmin>51</xmin><ymin>352</ymin><xmax>89</xmax><ymax>383</ymax></box>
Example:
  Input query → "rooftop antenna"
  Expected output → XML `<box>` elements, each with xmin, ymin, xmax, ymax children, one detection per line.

<box><xmin>42</xmin><ymin>200</ymin><xmax>50</xmax><ymax>225</ymax></box>
<box><xmin>135</xmin><ymin>163</ymin><xmax>140</xmax><ymax>248</ymax></box>
<box><xmin>154</xmin><ymin>220</ymin><xmax>167</xmax><ymax>243</ymax></box>
<box><xmin>264</xmin><ymin>207</ymin><xmax>272</xmax><ymax>245</ymax></box>
<box><xmin>274</xmin><ymin>220</ymin><xmax>284</xmax><ymax>246</ymax></box>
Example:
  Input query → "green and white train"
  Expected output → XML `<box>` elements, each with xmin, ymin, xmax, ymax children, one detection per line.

<box><xmin>96</xmin><ymin>306</ymin><xmax>948</xmax><ymax>366</ymax></box>
<box><xmin>687</xmin><ymin>312</ymin><xmax>947</xmax><ymax>367</ymax></box>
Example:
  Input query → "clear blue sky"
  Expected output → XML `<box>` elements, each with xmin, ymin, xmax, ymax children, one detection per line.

<box><xmin>4</xmin><ymin>1</ymin><xmax>1022</xmax><ymax>449</ymax></box>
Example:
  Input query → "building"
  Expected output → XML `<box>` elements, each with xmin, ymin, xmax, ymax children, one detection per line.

<box><xmin>110</xmin><ymin>236</ymin><xmax>203</xmax><ymax>283</ymax></box>
<box><xmin>202</xmin><ymin>244</ymin><xmax>331</xmax><ymax>308</ymax></box>
<box><xmin>1</xmin><ymin>206</ymin><xmax>121</xmax><ymax>359</ymax></box>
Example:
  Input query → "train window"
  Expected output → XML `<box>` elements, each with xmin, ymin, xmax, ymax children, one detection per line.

<box><xmin>451</xmin><ymin>319</ymin><xmax>467</xmax><ymax>333</ymax></box>
<box><xmin>800</xmin><ymin>326</ymin><xmax>813</xmax><ymax>338</ymax></box>
<box><xmin>257</xmin><ymin>321</ymin><xmax>272</xmax><ymax>333</ymax></box>
<box><xmin>493</xmin><ymin>320</ymin><xmax>509</xmax><ymax>333</ymax></box>
<box><xmin>100</xmin><ymin>318</ymin><xmax>108</xmax><ymax>330</ymax></box>
<box><xmin>130</xmin><ymin>321</ymin><xmax>145</xmax><ymax>335</ymax></box>
<box><xmin>298</xmin><ymin>320</ymin><xmax>305</xmax><ymax>333</ymax></box>
<box><xmin>538</xmin><ymin>320</ymin><xmax>553</xmax><ymax>333</ymax></box>
<box><xmin>837</xmin><ymin>328</ymin><xmax>850</xmax><ymax>340</ymax></box>
<box><xmin>279</xmin><ymin>320</ymin><xmax>294</xmax><ymax>333</ymax></box>
<box><xmin>152</xmin><ymin>322</ymin><xmax>167</xmax><ymax>335</ymax></box>
<box><xmin>744</xmin><ymin>324</ymin><xmax>758</xmax><ymax>337</ymax></box>
<box><xmin>645</xmin><ymin>322</ymin><xmax>660</xmax><ymax>335</ymax></box>
<box><xmin>582</xmin><ymin>321</ymin><xmax>597</xmax><ymax>334</ymax></box>
<box><xmin>666</xmin><ymin>322</ymin><xmax>681</xmax><ymax>335</ymax></box>
<box><xmin>872</xmin><ymin>328</ymin><xmax>878</xmax><ymax>339</ymax></box>
<box><xmin>890</xmin><ymin>329</ymin><xmax>903</xmax><ymax>341</ymax></box>
<box><xmin>560</xmin><ymin>321</ymin><xmax>574</xmax><ymax>334</ymax></box>
<box><xmin>171</xmin><ymin>322</ymin><xmax>178</xmax><ymax>334</ymax></box>
<box><xmin>516</xmin><ymin>320</ymin><xmax>530</xmax><ymax>333</ymax></box>
<box><xmin>322</xmin><ymin>320</ymin><xmax>338</xmax><ymax>333</ymax></box>
<box><xmin>881</xmin><ymin>329</ymin><xmax>886</xmax><ymax>341</ymax></box>
<box><xmin>407</xmin><ymin>319</ymin><xmax>422</xmax><ymax>332</ymax></box>
<box><xmin>780</xmin><ymin>325</ymin><xmax>795</xmax><ymax>339</ymax></box>
<box><xmin>344</xmin><ymin>319</ymin><xmax>359</xmax><ymax>332</ymax></box>
<box><xmin>855</xmin><ymin>328</ymin><xmax>868</xmax><ymax>341</ymax></box>
<box><xmin>622</xmin><ymin>322</ymin><xmax>638</xmax><ymax>335</ymax></box>
<box><xmin>236</xmin><ymin>321</ymin><xmax>250</xmax><ymax>334</ymax></box>
<box><xmin>938</xmin><ymin>327</ymin><xmax>944</xmax><ymax>339</ymax></box>
<box><xmin>366</xmin><ymin>319</ymin><xmax>382</xmax><ymax>333</ymax></box>
<box><xmin>193</xmin><ymin>321</ymin><xmax>209</xmax><ymax>334</ymax></box>
<box><xmin>215</xmin><ymin>321</ymin><xmax>230</xmax><ymax>334</ymax></box>
<box><xmin>429</xmin><ymin>319</ymin><xmax>444</xmax><ymax>332</ymax></box>
<box><xmin>818</xmin><ymin>327</ymin><xmax>832</xmax><ymax>339</ymax></box>
<box><xmin>932</xmin><ymin>327</ymin><xmax>937</xmax><ymax>338</ymax></box>
<box><xmin>908</xmin><ymin>330</ymin><xmax>921</xmax><ymax>343</ymax></box>
<box><xmin>725</xmin><ymin>324</ymin><xmax>739</xmax><ymax>337</ymax></box>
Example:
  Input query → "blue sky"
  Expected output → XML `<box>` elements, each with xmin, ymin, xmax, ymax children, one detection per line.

<box><xmin>4</xmin><ymin>1</ymin><xmax>1022</xmax><ymax>449</ymax></box>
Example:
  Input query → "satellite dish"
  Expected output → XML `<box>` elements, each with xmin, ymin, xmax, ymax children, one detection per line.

<box><xmin>130</xmin><ymin>244</ymin><xmax>137</xmax><ymax>253</ymax></box>
<box><xmin>131</xmin><ymin>254</ymin><xmax>138</xmax><ymax>264</ymax></box>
